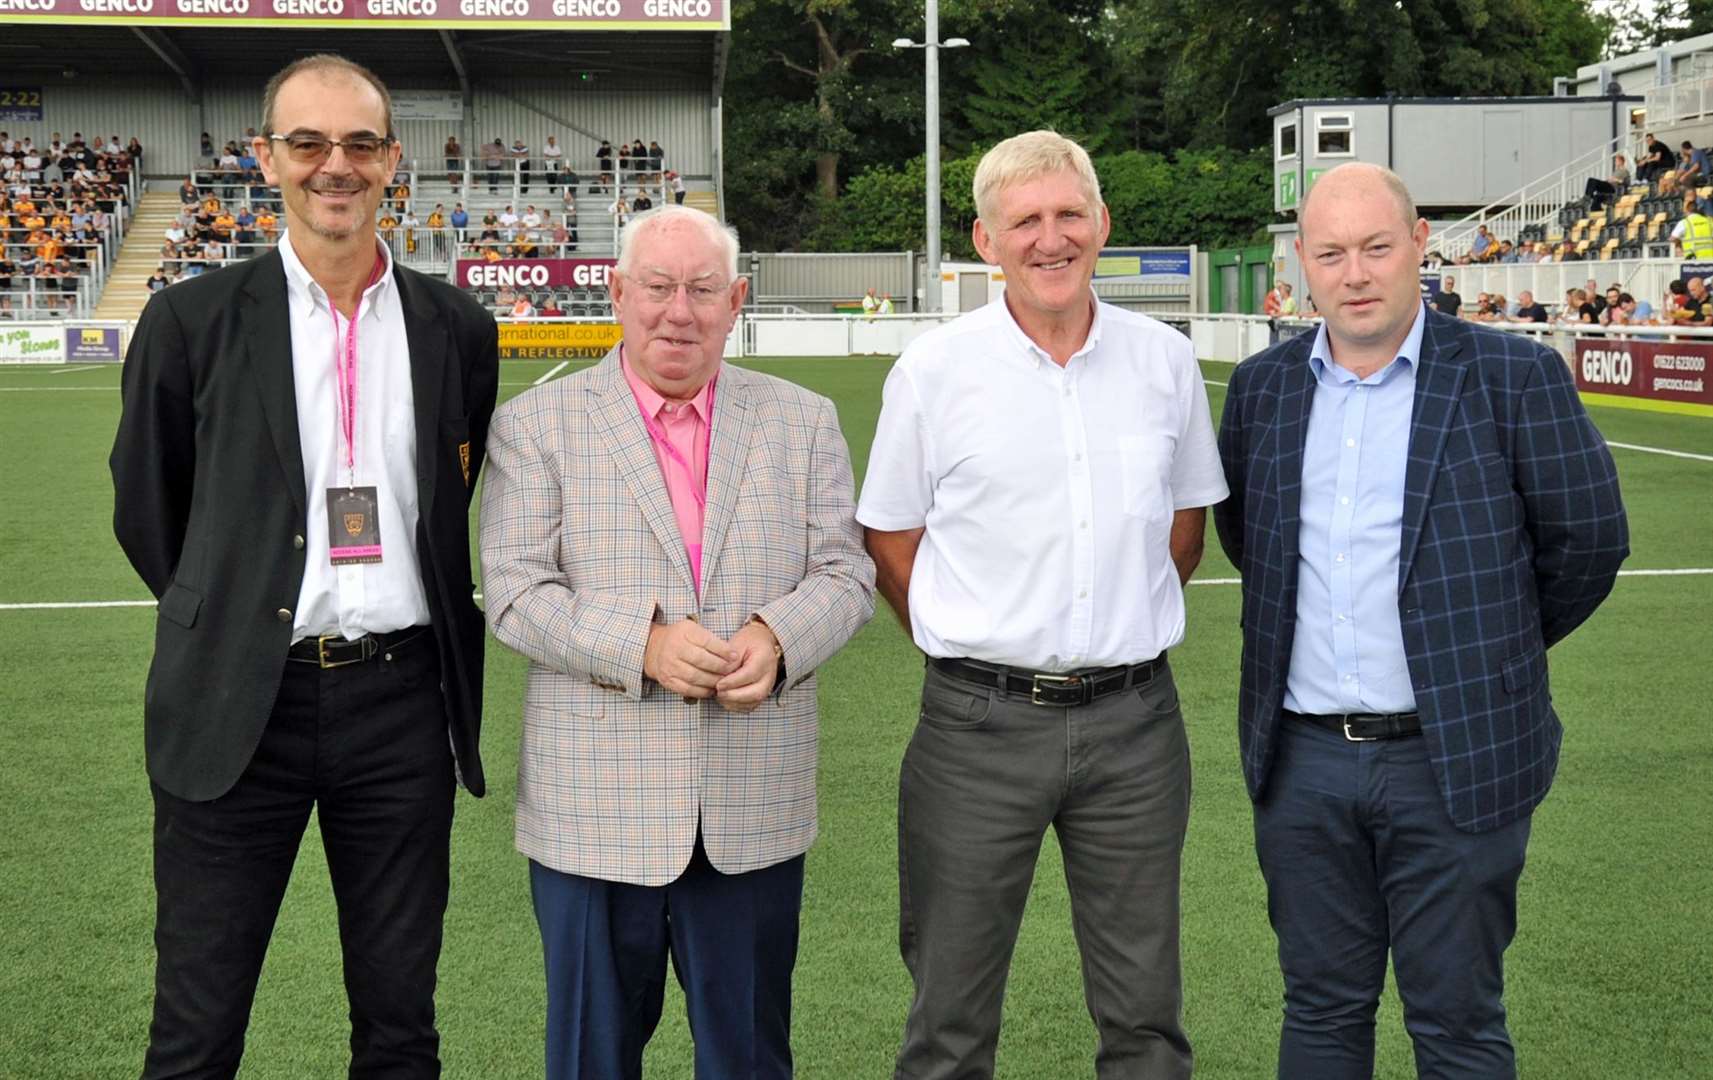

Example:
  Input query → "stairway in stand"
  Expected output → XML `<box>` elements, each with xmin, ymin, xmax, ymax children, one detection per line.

<box><xmin>94</xmin><ymin>189</ymin><xmax>184</xmax><ymax>323</ymax></box>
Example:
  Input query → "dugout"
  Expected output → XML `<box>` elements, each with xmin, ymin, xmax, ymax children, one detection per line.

<box><xmin>0</xmin><ymin>10</ymin><xmax>730</xmax><ymax>209</ymax></box>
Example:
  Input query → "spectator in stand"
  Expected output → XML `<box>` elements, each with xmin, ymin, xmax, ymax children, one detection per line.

<box><xmin>617</xmin><ymin>140</ymin><xmax>630</xmax><ymax>174</ymax></box>
<box><xmin>255</xmin><ymin>206</ymin><xmax>278</xmax><ymax>241</ymax></box>
<box><xmin>1262</xmin><ymin>281</ymin><xmax>1283</xmax><ymax>316</ymax></box>
<box><xmin>496</xmin><ymin>282</ymin><xmax>518</xmax><ymax>309</ymax></box>
<box><xmin>1638</xmin><ymin>134</ymin><xmax>1676</xmax><ymax>184</ymax></box>
<box><xmin>510</xmin><ymin>292</ymin><xmax>536</xmax><ymax>318</ymax></box>
<box><xmin>498</xmin><ymin>204</ymin><xmax>520</xmax><ymax>239</ymax></box>
<box><xmin>400</xmin><ymin>207</ymin><xmax>421</xmax><ymax>254</ymax></box>
<box><xmin>595</xmin><ymin>139</ymin><xmax>612</xmax><ymax>175</ymax></box>
<box><xmin>1431</xmin><ymin>275</ymin><xmax>1461</xmax><ymax>317</ymax></box>
<box><xmin>1276</xmin><ymin>282</ymin><xmax>1297</xmax><ymax>315</ymax></box>
<box><xmin>667</xmin><ymin>170</ymin><xmax>685</xmax><ymax>205</ymax></box>
<box><xmin>1671</xmin><ymin>140</ymin><xmax>1711</xmax><ymax>194</ymax></box>
<box><xmin>212</xmin><ymin>206</ymin><xmax>236</xmax><ymax>244</ymax></box>
<box><xmin>179</xmin><ymin>176</ymin><xmax>199</xmax><ymax>208</ymax></box>
<box><xmin>444</xmin><ymin>135</ymin><xmax>462</xmax><ymax>193</ymax></box>
<box><xmin>1577</xmin><ymin>288</ymin><xmax>1600</xmax><ymax>322</ymax></box>
<box><xmin>607</xmin><ymin>194</ymin><xmax>629</xmax><ymax>227</ymax></box>
<box><xmin>128</xmin><ymin>136</ymin><xmax>143</xmax><ymax>166</ymax></box>
<box><xmin>512</xmin><ymin>137</ymin><xmax>532</xmax><ymax>195</ymax></box>
<box><xmin>1620</xmin><ymin>292</ymin><xmax>1654</xmax><ymax>322</ymax></box>
<box><xmin>522</xmin><ymin>204</ymin><xmax>542</xmax><ymax>231</ymax></box>
<box><xmin>543</xmin><ymin>136</ymin><xmax>564</xmax><ymax>192</ymax></box>
<box><xmin>450</xmin><ymin>202</ymin><xmax>468</xmax><ymax>243</ymax></box>
<box><xmin>1495</xmin><ymin>239</ymin><xmax>1515</xmax><ymax>262</ymax></box>
<box><xmin>1584</xmin><ymin>279</ymin><xmax>1607</xmax><ymax>321</ymax></box>
<box><xmin>631</xmin><ymin>187</ymin><xmax>653</xmax><ymax>213</ymax></box>
<box><xmin>1515</xmin><ymin>290</ymin><xmax>1548</xmax><ymax>322</ymax></box>
<box><xmin>563</xmin><ymin>165</ymin><xmax>580</xmax><ymax>198</ymax></box>
<box><xmin>479</xmin><ymin>209</ymin><xmax>500</xmax><ymax>243</ymax></box>
<box><xmin>539</xmin><ymin>292</ymin><xmax>562</xmax><ymax>317</ymax></box>
<box><xmin>200</xmin><ymin>131</ymin><xmax>214</xmax><ymax>161</ymax></box>
<box><xmin>390</xmin><ymin>179</ymin><xmax>410</xmax><ymax>214</ymax></box>
<box><xmin>21</xmin><ymin>145</ymin><xmax>42</xmax><ymax>183</ymax></box>
<box><xmin>1470</xmin><ymin>224</ymin><xmax>1493</xmax><ymax>261</ymax></box>
<box><xmin>593</xmin><ymin>172</ymin><xmax>613</xmax><ymax>196</ymax></box>
<box><xmin>1673</xmin><ymin>276</ymin><xmax>1712</xmax><ymax>324</ymax></box>
<box><xmin>549</xmin><ymin>212</ymin><xmax>571</xmax><ymax>257</ymax></box>
<box><xmin>484</xmin><ymin>139</ymin><xmax>505</xmax><ymax>195</ymax></box>
<box><xmin>647</xmin><ymin>140</ymin><xmax>664</xmax><ymax>175</ymax></box>
<box><xmin>1585</xmin><ymin>153</ymin><xmax>1630</xmax><ymax>212</ymax></box>
<box><xmin>235</xmin><ymin>205</ymin><xmax>256</xmax><ymax>246</ymax></box>
<box><xmin>1674</xmin><ymin>193</ymin><xmax>1713</xmax><ymax>258</ymax></box>
<box><xmin>629</xmin><ymin>139</ymin><xmax>647</xmax><ymax>175</ymax></box>
<box><xmin>218</xmin><ymin>143</ymin><xmax>241</xmax><ymax>200</ymax></box>
<box><xmin>1668</xmin><ymin>278</ymin><xmax>1688</xmax><ymax>315</ymax></box>
<box><xmin>237</xmin><ymin>143</ymin><xmax>259</xmax><ymax>183</ymax></box>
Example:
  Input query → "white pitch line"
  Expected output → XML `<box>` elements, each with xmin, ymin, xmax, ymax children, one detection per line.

<box><xmin>533</xmin><ymin>360</ymin><xmax>570</xmax><ymax>386</ymax></box>
<box><xmin>47</xmin><ymin>365</ymin><xmax>102</xmax><ymax>375</ymax></box>
<box><xmin>1204</xmin><ymin>379</ymin><xmax>1228</xmax><ymax>387</ymax></box>
<box><xmin>1606</xmin><ymin>440</ymin><xmax>1713</xmax><ymax>463</ymax></box>
<box><xmin>9</xmin><ymin>569</ymin><xmax>1709</xmax><ymax>612</ymax></box>
<box><xmin>0</xmin><ymin>385</ymin><xmax>112</xmax><ymax>392</ymax></box>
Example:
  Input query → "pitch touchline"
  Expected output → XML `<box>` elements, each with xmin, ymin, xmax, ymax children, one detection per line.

<box><xmin>6</xmin><ymin>567</ymin><xmax>1710</xmax><ymax>611</ymax></box>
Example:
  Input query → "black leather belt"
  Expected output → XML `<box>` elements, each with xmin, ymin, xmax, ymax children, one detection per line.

<box><xmin>931</xmin><ymin>654</ymin><xmax>1164</xmax><ymax>708</ymax></box>
<box><xmin>287</xmin><ymin>626</ymin><xmax>432</xmax><ymax>669</ymax></box>
<box><xmin>1285</xmin><ymin>709</ymin><xmax>1422</xmax><ymax>742</ymax></box>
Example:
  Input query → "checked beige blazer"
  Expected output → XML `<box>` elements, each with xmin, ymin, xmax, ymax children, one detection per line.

<box><xmin>480</xmin><ymin>350</ymin><xmax>875</xmax><ymax>886</ymax></box>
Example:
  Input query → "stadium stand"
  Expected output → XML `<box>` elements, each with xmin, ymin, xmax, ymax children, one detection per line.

<box><xmin>0</xmin><ymin>132</ymin><xmax>137</xmax><ymax>319</ymax></box>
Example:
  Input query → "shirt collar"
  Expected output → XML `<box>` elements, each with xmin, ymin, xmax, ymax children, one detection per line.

<box><xmin>278</xmin><ymin>229</ymin><xmax>394</xmax><ymax>315</ymax></box>
<box><xmin>993</xmin><ymin>293</ymin><xmax>1105</xmax><ymax>369</ymax></box>
<box><xmin>620</xmin><ymin>348</ymin><xmax>715</xmax><ymax>424</ymax></box>
<box><xmin>1307</xmin><ymin>300</ymin><xmax>1426</xmax><ymax>385</ymax></box>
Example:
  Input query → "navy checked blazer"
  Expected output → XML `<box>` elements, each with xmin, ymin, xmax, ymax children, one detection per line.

<box><xmin>1213</xmin><ymin>308</ymin><xmax>1629</xmax><ymax>833</ymax></box>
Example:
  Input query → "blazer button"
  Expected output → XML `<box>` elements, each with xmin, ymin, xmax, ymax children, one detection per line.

<box><xmin>276</xmin><ymin>608</ymin><xmax>292</xmax><ymax>622</ymax></box>
<box><xmin>293</xmin><ymin>534</ymin><xmax>305</xmax><ymax>550</ymax></box>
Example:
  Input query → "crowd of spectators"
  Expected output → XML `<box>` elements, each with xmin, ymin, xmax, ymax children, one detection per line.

<box><xmin>441</xmin><ymin>133</ymin><xmax>685</xmax><ymax>205</ymax></box>
<box><xmin>1428</xmin><ymin>273</ymin><xmax>1684</xmax><ymax>326</ymax></box>
<box><xmin>0</xmin><ymin>131</ymin><xmax>136</xmax><ymax>315</ymax></box>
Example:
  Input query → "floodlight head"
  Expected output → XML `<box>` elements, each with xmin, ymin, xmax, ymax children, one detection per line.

<box><xmin>944</xmin><ymin>37</ymin><xmax>971</xmax><ymax>47</ymax></box>
<box><xmin>892</xmin><ymin>37</ymin><xmax>916</xmax><ymax>48</ymax></box>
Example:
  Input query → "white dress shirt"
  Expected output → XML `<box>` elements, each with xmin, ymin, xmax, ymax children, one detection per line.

<box><xmin>858</xmin><ymin>298</ymin><xmax>1228</xmax><ymax>670</ymax></box>
<box><xmin>278</xmin><ymin>230</ymin><xmax>430</xmax><ymax>641</ymax></box>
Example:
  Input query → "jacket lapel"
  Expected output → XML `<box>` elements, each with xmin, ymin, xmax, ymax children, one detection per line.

<box><xmin>1398</xmin><ymin>312</ymin><xmax>1468</xmax><ymax>587</ymax></box>
<box><xmin>1274</xmin><ymin>334</ymin><xmax>1317</xmax><ymax>566</ymax></box>
<box><xmin>586</xmin><ymin>350</ymin><xmax>698</xmax><ymax>596</ymax></box>
<box><xmin>395</xmin><ymin>266</ymin><xmax>446</xmax><ymax>518</ymax></box>
<box><xmin>697</xmin><ymin>364</ymin><xmax>756</xmax><ymax>588</ymax></box>
<box><xmin>239</xmin><ymin>249</ymin><xmax>307</xmax><ymax>520</ymax></box>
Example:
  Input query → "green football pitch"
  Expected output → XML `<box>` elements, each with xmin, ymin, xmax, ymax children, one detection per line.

<box><xmin>2</xmin><ymin>355</ymin><xmax>1709</xmax><ymax>1078</ymax></box>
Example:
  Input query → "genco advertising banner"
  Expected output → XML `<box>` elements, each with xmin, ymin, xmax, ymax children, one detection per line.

<box><xmin>0</xmin><ymin>0</ymin><xmax>726</xmax><ymax>32</ymax></box>
<box><xmin>1573</xmin><ymin>337</ymin><xmax>1713</xmax><ymax>414</ymax></box>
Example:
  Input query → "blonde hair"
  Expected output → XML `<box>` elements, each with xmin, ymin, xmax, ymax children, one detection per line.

<box><xmin>973</xmin><ymin>130</ymin><xmax>1103</xmax><ymax>224</ymax></box>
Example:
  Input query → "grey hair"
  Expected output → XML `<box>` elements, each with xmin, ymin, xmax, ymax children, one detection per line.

<box><xmin>616</xmin><ymin>205</ymin><xmax>740</xmax><ymax>280</ymax></box>
<box><xmin>972</xmin><ymin>130</ymin><xmax>1103</xmax><ymax>225</ymax></box>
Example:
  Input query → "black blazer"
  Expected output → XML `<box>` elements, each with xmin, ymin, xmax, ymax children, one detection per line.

<box><xmin>111</xmin><ymin>249</ymin><xmax>499</xmax><ymax>801</ymax></box>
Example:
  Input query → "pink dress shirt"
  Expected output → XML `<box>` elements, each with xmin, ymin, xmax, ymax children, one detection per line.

<box><xmin>622</xmin><ymin>352</ymin><xmax>714</xmax><ymax>590</ymax></box>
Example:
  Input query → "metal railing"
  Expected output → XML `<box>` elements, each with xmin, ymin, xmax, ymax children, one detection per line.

<box><xmin>1430</xmin><ymin>131</ymin><xmax>1644</xmax><ymax>261</ymax></box>
<box><xmin>1644</xmin><ymin>71</ymin><xmax>1713</xmax><ymax>129</ymax></box>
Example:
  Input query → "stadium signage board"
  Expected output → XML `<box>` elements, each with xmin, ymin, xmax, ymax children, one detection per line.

<box><xmin>458</xmin><ymin>257</ymin><xmax>615</xmax><ymax>290</ymax></box>
<box><xmin>0</xmin><ymin>324</ymin><xmax>65</xmax><ymax>364</ymax></box>
<box><xmin>0</xmin><ymin>0</ymin><xmax>727</xmax><ymax>30</ymax></box>
<box><xmin>1093</xmin><ymin>248</ymin><xmax>1192</xmax><ymax>284</ymax></box>
<box><xmin>498</xmin><ymin>321</ymin><xmax>623</xmax><ymax>359</ymax></box>
<box><xmin>1573</xmin><ymin>336</ymin><xmax>1713</xmax><ymax>412</ymax></box>
<box><xmin>0</xmin><ymin>88</ymin><xmax>44</xmax><ymax>122</ymax></box>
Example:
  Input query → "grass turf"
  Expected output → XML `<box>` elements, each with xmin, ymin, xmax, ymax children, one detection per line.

<box><xmin>1</xmin><ymin>355</ymin><xmax>1710</xmax><ymax>1078</ymax></box>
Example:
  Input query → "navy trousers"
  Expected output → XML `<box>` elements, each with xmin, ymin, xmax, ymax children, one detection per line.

<box><xmin>530</xmin><ymin>839</ymin><xmax>805</xmax><ymax>1080</ymax></box>
<box><xmin>1254</xmin><ymin>719</ymin><xmax>1532</xmax><ymax>1080</ymax></box>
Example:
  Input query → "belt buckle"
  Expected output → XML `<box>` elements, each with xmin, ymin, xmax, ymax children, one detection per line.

<box><xmin>317</xmin><ymin>633</ymin><xmax>363</xmax><ymax>669</ymax></box>
<box><xmin>1030</xmin><ymin>673</ymin><xmax>1079</xmax><ymax>707</ymax></box>
<box><xmin>1341</xmin><ymin>718</ymin><xmax>1380</xmax><ymax>743</ymax></box>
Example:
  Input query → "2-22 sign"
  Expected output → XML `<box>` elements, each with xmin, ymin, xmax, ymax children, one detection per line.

<box><xmin>0</xmin><ymin>89</ymin><xmax>45</xmax><ymax>123</ymax></box>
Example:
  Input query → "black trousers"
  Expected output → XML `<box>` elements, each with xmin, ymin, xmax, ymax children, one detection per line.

<box><xmin>142</xmin><ymin>635</ymin><xmax>455</xmax><ymax>1080</ymax></box>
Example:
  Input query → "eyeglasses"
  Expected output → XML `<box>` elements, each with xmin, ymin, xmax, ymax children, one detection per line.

<box><xmin>632</xmin><ymin>278</ymin><xmax>731</xmax><ymax>306</ymax></box>
<box><xmin>266</xmin><ymin>133</ymin><xmax>394</xmax><ymax>165</ymax></box>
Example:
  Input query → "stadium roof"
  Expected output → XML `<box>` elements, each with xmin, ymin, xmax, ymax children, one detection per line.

<box><xmin>0</xmin><ymin>26</ymin><xmax>725</xmax><ymax>94</ymax></box>
<box><xmin>1266</xmin><ymin>93</ymin><xmax>1640</xmax><ymax>117</ymax></box>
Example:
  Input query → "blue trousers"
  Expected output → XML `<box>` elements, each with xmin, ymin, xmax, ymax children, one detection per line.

<box><xmin>529</xmin><ymin>839</ymin><xmax>805</xmax><ymax>1080</ymax></box>
<box><xmin>1254</xmin><ymin>719</ymin><xmax>1532</xmax><ymax>1080</ymax></box>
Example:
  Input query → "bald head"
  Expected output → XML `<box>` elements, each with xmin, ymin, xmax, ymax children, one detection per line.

<box><xmin>1299</xmin><ymin>162</ymin><xmax>1419</xmax><ymax>240</ymax></box>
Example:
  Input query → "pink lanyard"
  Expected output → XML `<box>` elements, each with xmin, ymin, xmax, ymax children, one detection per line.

<box><xmin>636</xmin><ymin>376</ymin><xmax>717</xmax><ymax>510</ymax></box>
<box><xmin>327</xmin><ymin>254</ymin><xmax>388</xmax><ymax>482</ymax></box>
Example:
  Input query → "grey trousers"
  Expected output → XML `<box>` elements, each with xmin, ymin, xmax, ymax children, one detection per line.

<box><xmin>894</xmin><ymin>661</ymin><xmax>1194</xmax><ymax>1080</ymax></box>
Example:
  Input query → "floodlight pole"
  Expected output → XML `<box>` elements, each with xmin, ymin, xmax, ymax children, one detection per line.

<box><xmin>925</xmin><ymin>0</ymin><xmax>942</xmax><ymax>314</ymax></box>
<box><xmin>894</xmin><ymin>14</ymin><xmax>968</xmax><ymax>314</ymax></box>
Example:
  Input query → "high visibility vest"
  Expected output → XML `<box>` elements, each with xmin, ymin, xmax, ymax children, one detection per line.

<box><xmin>1684</xmin><ymin>213</ymin><xmax>1713</xmax><ymax>258</ymax></box>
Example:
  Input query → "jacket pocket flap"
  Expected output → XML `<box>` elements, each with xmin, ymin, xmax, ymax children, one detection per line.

<box><xmin>158</xmin><ymin>583</ymin><xmax>202</xmax><ymax>629</ymax></box>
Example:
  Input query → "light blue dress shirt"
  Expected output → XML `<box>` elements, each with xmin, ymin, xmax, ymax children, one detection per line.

<box><xmin>1283</xmin><ymin>303</ymin><xmax>1426</xmax><ymax>716</ymax></box>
